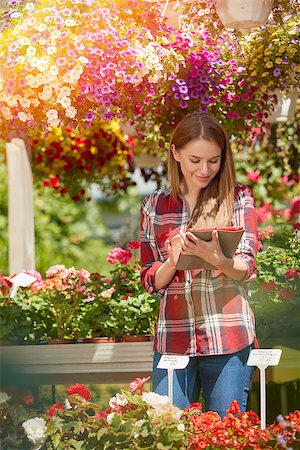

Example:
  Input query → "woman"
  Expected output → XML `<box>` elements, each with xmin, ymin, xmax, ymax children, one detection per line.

<box><xmin>140</xmin><ymin>112</ymin><xmax>258</xmax><ymax>417</ymax></box>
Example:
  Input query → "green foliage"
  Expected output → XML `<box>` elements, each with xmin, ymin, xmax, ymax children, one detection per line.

<box><xmin>0</xmin><ymin>258</ymin><xmax>159</xmax><ymax>341</ymax></box>
<box><xmin>0</xmin><ymin>158</ymin><xmax>112</xmax><ymax>276</ymax></box>
<box><xmin>249</xmin><ymin>229</ymin><xmax>300</xmax><ymax>340</ymax></box>
<box><xmin>44</xmin><ymin>390</ymin><xmax>187</xmax><ymax>450</ymax></box>
<box><xmin>0</xmin><ymin>394</ymin><xmax>39</xmax><ymax>450</ymax></box>
<box><xmin>233</xmin><ymin>107</ymin><xmax>299</xmax><ymax>207</ymax></box>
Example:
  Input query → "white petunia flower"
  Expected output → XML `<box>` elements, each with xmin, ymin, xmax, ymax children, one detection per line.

<box><xmin>59</xmin><ymin>96</ymin><xmax>71</xmax><ymax>108</ymax></box>
<box><xmin>37</xmin><ymin>23</ymin><xmax>47</xmax><ymax>32</ymax></box>
<box><xmin>177</xmin><ymin>423</ymin><xmax>185</xmax><ymax>432</ymax></box>
<box><xmin>65</xmin><ymin>106</ymin><xmax>77</xmax><ymax>118</ymax></box>
<box><xmin>65</xmin><ymin>19</ymin><xmax>76</xmax><ymax>27</ymax></box>
<box><xmin>1</xmin><ymin>107</ymin><xmax>13</xmax><ymax>120</ymax></box>
<box><xmin>16</xmin><ymin>55</ymin><xmax>26</xmax><ymax>64</ymax></box>
<box><xmin>24</xmin><ymin>2</ymin><xmax>35</xmax><ymax>10</ymax></box>
<box><xmin>47</xmin><ymin>46</ymin><xmax>57</xmax><ymax>55</ymax></box>
<box><xmin>79</xmin><ymin>56</ymin><xmax>89</xmax><ymax>64</ymax></box>
<box><xmin>46</xmin><ymin>109</ymin><xmax>58</xmax><ymax>121</ymax></box>
<box><xmin>18</xmin><ymin>112</ymin><xmax>28</xmax><ymax>122</ymax></box>
<box><xmin>26</xmin><ymin>46</ymin><xmax>36</xmax><ymax>57</ymax></box>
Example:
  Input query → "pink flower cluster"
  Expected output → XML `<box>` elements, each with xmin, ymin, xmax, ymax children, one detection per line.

<box><xmin>106</xmin><ymin>240</ymin><xmax>140</xmax><ymax>265</ymax></box>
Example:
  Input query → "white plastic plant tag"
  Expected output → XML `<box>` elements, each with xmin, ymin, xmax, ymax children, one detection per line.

<box><xmin>247</xmin><ymin>349</ymin><xmax>282</xmax><ymax>368</ymax></box>
<box><xmin>157</xmin><ymin>354</ymin><xmax>189</xmax><ymax>370</ymax></box>
<box><xmin>10</xmin><ymin>273</ymin><xmax>37</xmax><ymax>287</ymax></box>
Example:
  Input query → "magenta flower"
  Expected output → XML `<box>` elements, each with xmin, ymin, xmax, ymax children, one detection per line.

<box><xmin>247</xmin><ymin>170</ymin><xmax>261</xmax><ymax>183</ymax></box>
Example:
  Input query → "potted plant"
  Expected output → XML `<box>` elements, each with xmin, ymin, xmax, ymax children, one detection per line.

<box><xmin>104</xmin><ymin>241</ymin><xmax>159</xmax><ymax>341</ymax></box>
<box><xmin>249</xmin><ymin>228</ymin><xmax>300</xmax><ymax>342</ymax></box>
<box><xmin>31</xmin><ymin>120</ymin><xmax>135</xmax><ymax>201</ymax></box>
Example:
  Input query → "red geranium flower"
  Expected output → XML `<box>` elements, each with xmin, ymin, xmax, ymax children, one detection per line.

<box><xmin>279</xmin><ymin>287</ymin><xmax>295</xmax><ymax>301</ymax></box>
<box><xmin>261</xmin><ymin>280</ymin><xmax>277</xmax><ymax>292</ymax></box>
<box><xmin>47</xmin><ymin>402</ymin><xmax>65</xmax><ymax>417</ymax></box>
<box><xmin>66</xmin><ymin>384</ymin><xmax>91</xmax><ymax>402</ymax></box>
<box><xmin>227</xmin><ymin>399</ymin><xmax>240</xmax><ymax>415</ymax></box>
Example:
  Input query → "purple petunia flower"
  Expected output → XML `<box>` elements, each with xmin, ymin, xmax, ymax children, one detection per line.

<box><xmin>179</xmin><ymin>100</ymin><xmax>188</xmax><ymax>108</ymax></box>
<box><xmin>86</xmin><ymin>111</ymin><xmax>95</xmax><ymax>122</ymax></box>
<box><xmin>273</xmin><ymin>68</ymin><xmax>281</xmax><ymax>77</ymax></box>
<box><xmin>201</xmin><ymin>96</ymin><xmax>210</xmax><ymax>105</ymax></box>
<box><xmin>200</xmin><ymin>106</ymin><xmax>208</xmax><ymax>113</ymax></box>
<box><xmin>102</xmin><ymin>111</ymin><xmax>114</xmax><ymax>120</ymax></box>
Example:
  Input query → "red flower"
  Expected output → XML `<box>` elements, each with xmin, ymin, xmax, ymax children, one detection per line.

<box><xmin>227</xmin><ymin>400</ymin><xmax>240</xmax><ymax>415</ymax></box>
<box><xmin>189</xmin><ymin>402</ymin><xmax>203</xmax><ymax>411</ymax></box>
<box><xmin>130</xmin><ymin>376</ymin><xmax>151</xmax><ymax>393</ymax></box>
<box><xmin>261</xmin><ymin>280</ymin><xmax>277</xmax><ymax>292</ymax></box>
<box><xmin>21</xmin><ymin>390</ymin><xmax>34</xmax><ymax>405</ymax></box>
<box><xmin>66</xmin><ymin>384</ymin><xmax>91</xmax><ymax>402</ymax></box>
<box><xmin>0</xmin><ymin>274</ymin><xmax>12</xmax><ymax>295</ymax></box>
<box><xmin>93</xmin><ymin>410</ymin><xmax>108</xmax><ymax>420</ymax></box>
<box><xmin>279</xmin><ymin>287</ymin><xmax>295</xmax><ymax>301</ymax></box>
<box><xmin>247</xmin><ymin>170</ymin><xmax>261</xmax><ymax>183</ymax></box>
<box><xmin>284</xmin><ymin>269</ymin><xmax>299</xmax><ymax>280</ymax></box>
<box><xmin>47</xmin><ymin>402</ymin><xmax>65</xmax><ymax>417</ymax></box>
<box><xmin>126</xmin><ymin>240</ymin><xmax>140</xmax><ymax>250</ymax></box>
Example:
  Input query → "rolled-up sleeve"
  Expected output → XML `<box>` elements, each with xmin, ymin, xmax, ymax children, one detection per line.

<box><xmin>233</xmin><ymin>185</ymin><xmax>259</xmax><ymax>282</ymax></box>
<box><xmin>140</xmin><ymin>195</ymin><xmax>166</xmax><ymax>298</ymax></box>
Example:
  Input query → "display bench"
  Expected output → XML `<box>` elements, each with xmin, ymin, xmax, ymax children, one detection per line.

<box><xmin>1</xmin><ymin>339</ymin><xmax>299</xmax><ymax>386</ymax></box>
<box><xmin>0</xmin><ymin>341</ymin><xmax>154</xmax><ymax>385</ymax></box>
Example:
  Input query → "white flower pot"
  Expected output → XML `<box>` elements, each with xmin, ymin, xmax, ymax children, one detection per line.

<box><xmin>215</xmin><ymin>0</ymin><xmax>274</xmax><ymax>29</ymax></box>
<box><xmin>268</xmin><ymin>90</ymin><xmax>298</xmax><ymax>123</ymax></box>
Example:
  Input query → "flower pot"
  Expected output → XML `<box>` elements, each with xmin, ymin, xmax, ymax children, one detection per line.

<box><xmin>215</xmin><ymin>0</ymin><xmax>274</xmax><ymax>29</ymax></box>
<box><xmin>121</xmin><ymin>335</ymin><xmax>152</xmax><ymax>342</ymax></box>
<box><xmin>0</xmin><ymin>339</ymin><xmax>16</xmax><ymax>346</ymax></box>
<box><xmin>268</xmin><ymin>90</ymin><xmax>298</xmax><ymax>123</ymax></box>
<box><xmin>47</xmin><ymin>339</ymin><xmax>77</xmax><ymax>344</ymax></box>
<box><xmin>81</xmin><ymin>337</ymin><xmax>119</xmax><ymax>343</ymax></box>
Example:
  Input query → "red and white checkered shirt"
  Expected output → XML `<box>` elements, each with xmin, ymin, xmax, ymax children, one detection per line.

<box><xmin>140</xmin><ymin>183</ymin><xmax>259</xmax><ymax>356</ymax></box>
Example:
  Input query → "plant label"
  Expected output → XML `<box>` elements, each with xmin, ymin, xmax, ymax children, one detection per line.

<box><xmin>157</xmin><ymin>354</ymin><xmax>189</xmax><ymax>370</ymax></box>
<box><xmin>247</xmin><ymin>349</ymin><xmax>282</xmax><ymax>368</ymax></box>
<box><xmin>10</xmin><ymin>273</ymin><xmax>37</xmax><ymax>287</ymax></box>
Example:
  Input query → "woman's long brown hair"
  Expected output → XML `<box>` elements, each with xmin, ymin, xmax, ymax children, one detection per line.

<box><xmin>168</xmin><ymin>112</ymin><xmax>236</xmax><ymax>228</ymax></box>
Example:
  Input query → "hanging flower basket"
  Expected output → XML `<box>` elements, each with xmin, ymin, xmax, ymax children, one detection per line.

<box><xmin>268</xmin><ymin>90</ymin><xmax>298</xmax><ymax>123</ymax></box>
<box><xmin>215</xmin><ymin>0</ymin><xmax>274</xmax><ymax>29</ymax></box>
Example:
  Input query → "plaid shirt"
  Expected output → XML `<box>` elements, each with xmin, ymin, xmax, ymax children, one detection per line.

<box><xmin>140</xmin><ymin>183</ymin><xmax>259</xmax><ymax>356</ymax></box>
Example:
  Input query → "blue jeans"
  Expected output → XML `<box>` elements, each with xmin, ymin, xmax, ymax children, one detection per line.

<box><xmin>152</xmin><ymin>345</ymin><xmax>254</xmax><ymax>418</ymax></box>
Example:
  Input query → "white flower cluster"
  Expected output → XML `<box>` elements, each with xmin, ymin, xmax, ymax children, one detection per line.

<box><xmin>22</xmin><ymin>417</ymin><xmax>46</xmax><ymax>450</ymax></box>
<box><xmin>142</xmin><ymin>391</ymin><xmax>183</xmax><ymax>421</ymax></box>
<box><xmin>135</xmin><ymin>42</ymin><xmax>185</xmax><ymax>84</ymax></box>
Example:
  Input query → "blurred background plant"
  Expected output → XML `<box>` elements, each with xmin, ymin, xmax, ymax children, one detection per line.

<box><xmin>31</xmin><ymin>120</ymin><xmax>135</xmax><ymax>201</ymax></box>
<box><xmin>0</xmin><ymin>241</ymin><xmax>159</xmax><ymax>342</ymax></box>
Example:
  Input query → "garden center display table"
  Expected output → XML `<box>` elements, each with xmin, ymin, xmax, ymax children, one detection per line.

<box><xmin>1</xmin><ymin>341</ymin><xmax>154</xmax><ymax>385</ymax></box>
<box><xmin>1</xmin><ymin>339</ymin><xmax>299</xmax><ymax>386</ymax></box>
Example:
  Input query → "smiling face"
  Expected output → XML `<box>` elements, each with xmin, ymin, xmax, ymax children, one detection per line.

<box><xmin>171</xmin><ymin>138</ymin><xmax>222</xmax><ymax>195</ymax></box>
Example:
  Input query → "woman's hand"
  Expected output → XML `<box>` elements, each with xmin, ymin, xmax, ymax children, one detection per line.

<box><xmin>165</xmin><ymin>233</ymin><xmax>185</xmax><ymax>268</ymax></box>
<box><xmin>181</xmin><ymin>230</ymin><xmax>226</xmax><ymax>268</ymax></box>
